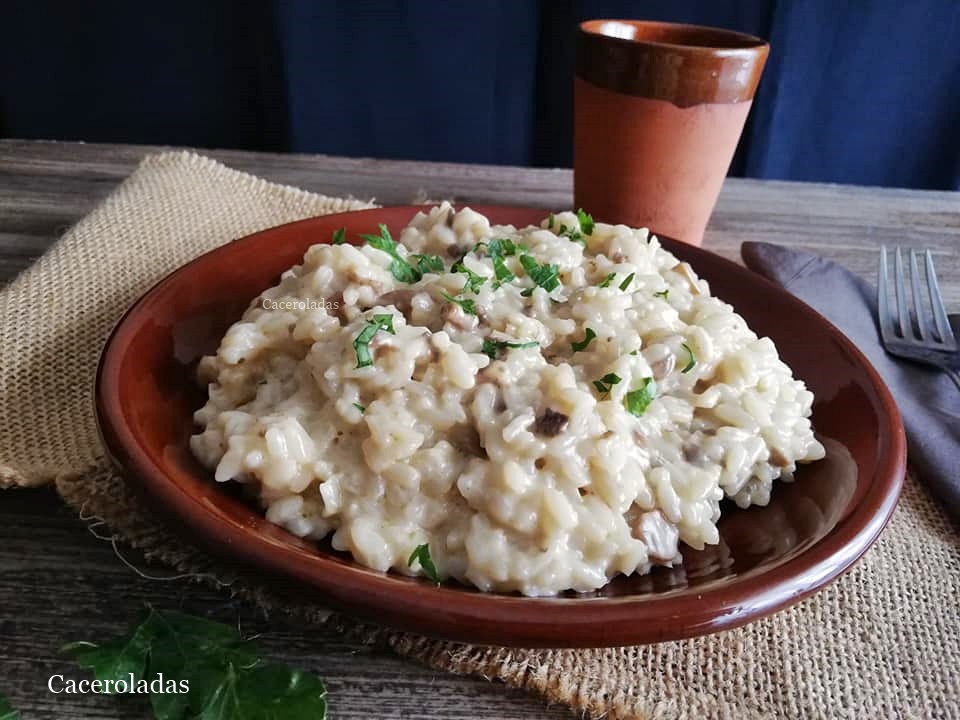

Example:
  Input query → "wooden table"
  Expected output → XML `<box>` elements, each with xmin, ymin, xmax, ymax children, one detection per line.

<box><xmin>1</xmin><ymin>139</ymin><xmax>958</xmax><ymax>720</ymax></box>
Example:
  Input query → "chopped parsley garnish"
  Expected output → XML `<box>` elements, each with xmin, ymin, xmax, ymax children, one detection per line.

<box><xmin>624</xmin><ymin>378</ymin><xmax>657</xmax><ymax>416</ymax></box>
<box><xmin>411</xmin><ymin>253</ymin><xmax>444</xmax><ymax>276</ymax></box>
<box><xmin>592</xmin><ymin>373</ymin><xmax>622</xmax><ymax>395</ymax></box>
<box><xmin>598</xmin><ymin>272</ymin><xmax>617</xmax><ymax>288</ymax></box>
<box><xmin>619</xmin><ymin>272</ymin><xmax>635</xmax><ymax>292</ymax></box>
<box><xmin>62</xmin><ymin>609</ymin><xmax>327</xmax><ymax>720</ymax></box>
<box><xmin>408</xmin><ymin>543</ymin><xmax>440</xmax><ymax>585</ymax></box>
<box><xmin>629</xmin><ymin>349</ymin><xmax>640</xmax><ymax>356</ymax></box>
<box><xmin>481</xmin><ymin>338</ymin><xmax>539</xmax><ymax>359</ymax></box>
<box><xmin>441</xmin><ymin>292</ymin><xmax>477</xmax><ymax>315</ymax></box>
<box><xmin>331</xmin><ymin>227</ymin><xmax>346</xmax><ymax>245</ymax></box>
<box><xmin>360</xmin><ymin>224</ymin><xmax>420</xmax><ymax>283</ymax></box>
<box><xmin>451</xmin><ymin>261</ymin><xmax>487</xmax><ymax>293</ymax></box>
<box><xmin>547</xmin><ymin>213</ymin><xmax>555</xmax><ymax>229</ymax></box>
<box><xmin>571</xmin><ymin>327</ymin><xmax>597</xmax><ymax>352</ymax></box>
<box><xmin>353</xmin><ymin>314</ymin><xmax>396</xmax><ymax>368</ymax></box>
<box><xmin>485</xmin><ymin>238</ymin><xmax>525</xmax><ymax>286</ymax></box>
<box><xmin>576</xmin><ymin>208</ymin><xmax>594</xmax><ymax>236</ymax></box>
<box><xmin>654</xmin><ymin>289</ymin><xmax>670</xmax><ymax>299</ymax></box>
<box><xmin>519</xmin><ymin>254</ymin><xmax>560</xmax><ymax>296</ymax></box>
<box><xmin>681</xmin><ymin>343</ymin><xmax>696</xmax><ymax>373</ymax></box>
<box><xmin>352</xmin><ymin>403</ymin><xmax>366</xmax><ymax>413</ymax></box>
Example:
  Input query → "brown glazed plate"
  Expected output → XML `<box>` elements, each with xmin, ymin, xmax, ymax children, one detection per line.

<box><xmin>96</xmin><ymin>206</ymin><xmax>906</xmax><ymax>648</ymax></box>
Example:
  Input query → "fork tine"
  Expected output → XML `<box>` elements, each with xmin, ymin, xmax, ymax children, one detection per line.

<box><xmin>877</xmin><ymin>246</ymin><xmax>896</xmax><ymax>342</ymax></box>
<box><xmin>894</xmin><ymin>247</ymin><xmax>911</xmax><ymax>338</ymax></box>
<box><xmin>909</xmin><ymin>250</ymin><xmax>930</xmax><ymax>341</ymax></box>
<box><xmin>924</xmin><ymin>250</ymin><xmax>956</xmax><ymax>348</ymax></box>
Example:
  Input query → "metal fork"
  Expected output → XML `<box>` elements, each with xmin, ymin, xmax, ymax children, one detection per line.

<box><xmin>878</xmin><ymin>246</ymin><xmax>960</xmax><ymax>390</ymax></box>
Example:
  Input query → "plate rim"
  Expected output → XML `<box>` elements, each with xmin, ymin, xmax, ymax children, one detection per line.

<box><xmin>95</xmin><ymin>205</ymin><xmax>907</xmax><ymax>647</ymax></box>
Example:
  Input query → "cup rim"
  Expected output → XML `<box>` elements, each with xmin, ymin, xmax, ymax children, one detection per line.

<box><xmin>579</xmin><ymin>19</ymin><xmax>768</xmax><ymax>56</ymax></box>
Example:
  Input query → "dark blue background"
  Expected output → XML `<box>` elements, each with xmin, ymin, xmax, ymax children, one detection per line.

<box><xmin>2</xmin><ymin>0</ymin><xmax>958</xmax><ymax>189</ymax></box>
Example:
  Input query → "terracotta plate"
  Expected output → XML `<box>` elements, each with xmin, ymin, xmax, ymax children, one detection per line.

<box><xmin>96</xmin><ymin>206</ymin><xmax>906</xmax><ymax>647</ymax></box>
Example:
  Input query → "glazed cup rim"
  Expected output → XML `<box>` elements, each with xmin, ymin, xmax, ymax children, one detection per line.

<box><xmin>579</xmin><ymin>19</ymin><xmax>769</xmax><ymax>56</ymax></box>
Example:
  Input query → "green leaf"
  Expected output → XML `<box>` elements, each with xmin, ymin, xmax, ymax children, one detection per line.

<box><xmin>519</xmin><ymin>254</ymin><xmax>560</xmax><ymax>295</ymax></box>
<box><xmin>0</xmin><ymin>692</ymin><xmax>19</xmax><ymax>720</ymax></box>
<box><xmin>681</xmin><ymin>343</ymin><xmax>696</xmax><ymax>373</ymax></box>
<box><xmin>352</xmin><ymin>403</ymin><xmax>366</xmax><ymax>413</ymax></box>
<box><xmin>481</xmin><ymin>338</ymin><xmax>539</xmax><ymax>359</ymax></box>
<box><xmin>598</xmin><ymin>272</ymin><xmax>616</xmax><ymax>289</ymax></box>
<box><xmin>654</xmin><ymin>289</ymin><xmax>669</xmax><ymax>299</ymax></box>
<box><xmin>353</xmin><ymin>314</ymin><xmax>396</xmax><ymax>369</ymax></box>
<box><xmin>441</xmin><ymin>292</ymin><xmax>477</xmax><ymax>315</ymax></box>
<box><xmin>484</xmin><ymin>238</ymin><xmax>525</xmax><ymax>286</ymax></box>
<box><xmin>571</xmin><ymin>327</ymin><xmax>597</xmax><ymax>352</ymax></box>
<box><xmin>407</xmin><ymin>543</ymin><xmax>441</xmax><ymax>585</ymax></box>
<box><xmin>576</xmin><ymin>208</ymin><xmax>594</xmax><ymax>235</ymax></box>
<box><xmin>619</xmin><ymin>272</ymin><xmax>635</xmax><ymax>292</ymax></box>
<box><xmin>360</xmin><ymin>224</ymin><xmax>420</xmax><ymax>283</ymax></box>
<box><xmin>411</xmin><ymin>253</ymin><xmax>444</xmax><ymax>276</ymax></box>
<box><xmin>451</xmin><ymin>262</ymin><xmax>487</xmax><ymax>293</ymax></box>
<box><xmin>592</xmin><ymin>373</ymin><xmax>622</xmax><ymax>395</ymax></box>
<box><xmin>547</xmin><ymin>213</ymin><xmax>555</xmax><ymax>229</ymax></box>
<box><xmin>624</xmin><ymin>378</ymin><xmax>657</xmax><ymax>416</ymax></box>
<box><xmin>63</xmin><ymin>609</ymin><xmax>327</xmax><ymax>720</ymax></box>
<box><xmin>331</xmin><ymin>228</ymin><xmax>346</xmax><ymax>245</ymax></box>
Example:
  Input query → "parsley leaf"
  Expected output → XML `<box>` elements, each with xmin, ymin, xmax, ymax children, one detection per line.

<box><xmin>624</xmin><ymin>378</ymin><xmax>657</xmax><ymax>416</ymax></box>
<box><xmin>654</xmin><ymin>289</ymin><xmax>669</xmax><ymax>299</ymax></box>
<box><xmin>353</xmin><ymin>314</ymin><xmax>396</xmax><ymax>368</ymax></box>
<box><xmin>576</xmin><ymin>208</ymin><xmax>594</xmax><ymax>235</ymax></box>
<box><xmin>619</xmin><ymin>272</ymin><xmax>635</xmax><ymax>292</ymax></box>
<box><xmin>598</xmin><ymin>272</ymin><xmax>617</xmax><ymax>288</ymax></box>
<box><xmin>592</xmin><ymin>373</ymin><xmax>622</xmax><ymax>395</ymax></box>
<box><xmin>519</xmin><ymin>254</ymin><xmax>560</xmax><ymax>296</ymax></box>
<box><xmin>441</xmin><ymin>292</ymin><xmax>477</xmax><ymax>315</ymax></box>
<box><xmin>451</xmin><ymin>261</ymin><xmax>487</xmax><ymax>293</ymax></box>
<box><xmin>352</xmin><ymin>403</ymin><xmax>366</xmax><ymax>413</ymax></box>
<box><xmin>331</xmin><ymin>228</ymin><xmax>346</xmax><ymax>245</ymax></box>
<box><xmin>571</xmin><ymin>328</ymin><xmax>597</xmax><ymax>352</ymax></box>
<box><xmin>681</xmin><ymin>343</ymin><xmax>696</xmax><ymax>373</ymax></box>
<box><xmin>547</xmin><ymin>213</ymin><xmax>555</xmax><ymax>229</ymax></box>
<box><xmin>485</xmin><ymin>238</ymin><xmax>525</xmax><ymax>286</ymax></box>
<box><xmin>62</xmin><ymin>609</ymin><xmax>327</xmax><ymax>720</ymax></box>
<box><xmin>481</xmin><ymin>338</ymin><xmax>539</xmax><ymax>359</ymax></box>
<box><xmin>408</xmin><ymin>544</ymin><xmax>441</xmax><ymax>585</ymax></box>
<box><xmin>0</xmin><ymin>692</ymin><xmax>18</xmax><ymax>720</ymax></box>
<box><xmin>360</xmin><ymin>224</ymin><xmax>420</xmax><ymax>283</ymax></box>
<box><xmin>411</xmin><ymin>253</ymin><xmax>444</xmax><ymax>276</ymax></box>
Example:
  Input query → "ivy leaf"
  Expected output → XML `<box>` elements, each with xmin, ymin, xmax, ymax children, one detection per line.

<box><xmin>571</xmin><ymin>328</ymin><xmax>597</xmax><ymax>352</ymax></box>
<box><xmin>63</xmin><ymin>609</ymin><xmax>327</xmax><ymax>720</ymax></box>
<box><xmin>360</xmin><ymin>224</ymin><xmax>420</xmax><ymax>283</ymax></box>
<box><xmin>407</xmin><ymin>544</ymin><xmax>441</xmax><ymax>585</ymax></box>
<box><xmin>0</xmin><ymin>692</ymin><xmax>19</xmax><ymax>720</ymax></box>
<box><xmin>624</xmin><ymin>378</ymin><xmax>657</xmax><ymax>416</ymax></box>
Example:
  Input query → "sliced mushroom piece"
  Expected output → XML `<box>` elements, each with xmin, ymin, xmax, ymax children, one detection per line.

<box><xmin>378</xmin><ymin>289</ymin><xmax>418</xmax><ymax>316</ymax></box>
<box><xmin>533</xmin><ymin>408</ymin><xmax>569</xmax><ymax>437</ymax></box>
<box><xmin>630</xmin><ymin>509</ymin><xmax>680</xmax><ymax>563</ymax></box>
<box><xmin>649</xmin><ymin>353</ymin><xmax>676</xmax><ymax>380</ymax></box>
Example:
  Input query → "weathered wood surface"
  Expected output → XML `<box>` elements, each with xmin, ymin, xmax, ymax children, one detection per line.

<box><xmin>0</xmin><ymin>139</ymin><xmax>958</xmax><ymax>719</ymax></box>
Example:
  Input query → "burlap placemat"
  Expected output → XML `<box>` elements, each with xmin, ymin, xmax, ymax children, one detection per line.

<box><xmin>2</xmin><ymin>151</ymin><xmax>958</xmax><ymax>719</ymax></box>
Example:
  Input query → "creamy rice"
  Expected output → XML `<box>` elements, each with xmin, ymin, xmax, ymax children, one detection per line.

<box><xmin>190</xmin><ymin>204</ymin><xmax>825</xmax><ymax>596</ymax></box>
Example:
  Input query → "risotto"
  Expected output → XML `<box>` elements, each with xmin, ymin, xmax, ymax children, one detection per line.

<box><xmin>190</xmin><ymin>204</ymin><xmax>825</xmax><ymax>596</ymax></box>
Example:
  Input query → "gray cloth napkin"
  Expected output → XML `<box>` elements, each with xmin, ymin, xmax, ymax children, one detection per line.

<box><xmin>742</xmin><ymin>242</ymin><xmax>960</xmax><ymax>521</ymax></box>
